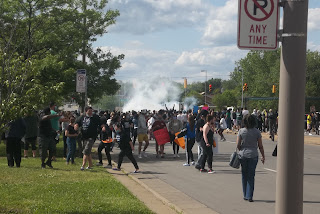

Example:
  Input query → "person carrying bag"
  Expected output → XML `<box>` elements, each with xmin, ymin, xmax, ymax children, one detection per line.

<box><xmin>236</xmin><ymin>115</ymin><xmax>265</xmax><ymax>202</ymax></box>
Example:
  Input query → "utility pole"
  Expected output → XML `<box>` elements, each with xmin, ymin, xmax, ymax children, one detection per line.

<box><xmin>276</xmin><ymin>1</ymin><xmax>308</xmax><ymax>214</ymax></box>
<box><xmin>240</xmin><ymin>67</ymin><xmax>244</xmax><ymax>108</ymax></box>
<box><xmin>201</xmin><ymin>70</ymin><xmax>207</xmax><ymax>105</ymax></box>
<box><xmin>81</xmin><ymin>1</ymin><xmax>88</xmax><ymax>113</ymax></box>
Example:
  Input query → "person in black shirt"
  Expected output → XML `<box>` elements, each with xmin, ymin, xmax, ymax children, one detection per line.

<box><xmin>65</xmin><ymin>116</ymin><xmax>78</xmax><ymax>164</ymax></box>
<box><xmin>96</xmin><ymin>124</ymin><xmax>112</xmax><ymax>167</ymax></box>
<box><xmin>76</xmin><ymin>106</ymin><xmax>101</xmax><ymax>170</ymax></box>
<box><xmin>38</xmin><ymin>107</ymin><xmax>61</xmax><ymax>168</ymax></box>
<box><xmin>113</xmin><ymin>123</ymin><xmax>139</xmax><ymax>173</ymax></box>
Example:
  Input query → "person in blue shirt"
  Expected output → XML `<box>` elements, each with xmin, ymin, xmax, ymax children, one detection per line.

<box><xmin>177</xmin><ymin>114</ymin><xmax>196</xmax><ymax>166</ymax></box>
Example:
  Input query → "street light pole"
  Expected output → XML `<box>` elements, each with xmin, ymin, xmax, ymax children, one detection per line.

<box><xmin>201</xmin><ymin>70</ymin><xmax>207</xmax><ymax>105</ymax></box>
<box><xmin>240</xmin><ymin>68</ymin><xmax>244</xmax><ymax>108</ymax></box>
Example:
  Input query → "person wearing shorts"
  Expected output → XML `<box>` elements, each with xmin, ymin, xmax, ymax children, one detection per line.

<box><xmin>137</xmin><ymin>110</ymin><xmax>149</xmax><ymax>158</ymax></box>
<box><xmin>76</xmin><ymin>106</ymin><xmax>100</xmax><ymax>170</ymax></box>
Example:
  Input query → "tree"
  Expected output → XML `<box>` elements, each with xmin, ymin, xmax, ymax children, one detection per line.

<box><xmin>0</xmin><ymin>0</ymin><xmax>123</xmax><ymax>130</ymax></box>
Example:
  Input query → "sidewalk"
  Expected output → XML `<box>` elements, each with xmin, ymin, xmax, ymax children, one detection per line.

<box><xmin>93</xmin><ymin>142</ymin><xmax>219</xmax><ymax>214</ymax></box>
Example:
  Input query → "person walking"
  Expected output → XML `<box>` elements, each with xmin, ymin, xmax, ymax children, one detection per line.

<box><xmin>65</xmin><ymin>116</ymin><xmax>78</xmax><ymax>165</ymax></box>
<box><xmin>168</xmin><ymin>112</ymin><xmax>183</xmax><ymax>158</ymax></box>
<box><xmin>96</xmin><ymin>124</ymin><xmax>112</xmax><ymax>167</ymax></box>
<box><xmin>218</xmin><ymin>114</ymin><xmax>227</xmax><ymax>141</ymax></box>
<box><xmin>178</xmin><ymin>114</ymin><xmax>196</xmax><ymax>166</ymax></box>
<box><xmin>23</xmin><ymin>111</ymin><xmax>38</xmax><ymax>158</ymax></box>
<box><xmin>195</xmin><ymin>110</ymin><xmax>208</xmax><ymax>170</ymax></box>
<box><xmin>38</xmin><ymin>108</ymin><xmax>61</xmax><ymax>168</ymax></box>
<box><xmin>237</xmin><ymin>114</ymin><xmax>265</xmax><ymax>202</ymax></box>
<box><xmin>113</xmin><ymin>123</ymin><xmax>139</xmax><ymax>173</ymax></box>
<box><xmin>76</xmin><ymin>106</ymin><xmax>101</xmax><ymax>170</ymax></box>
<box><xmin>5</xmin><ymin>118</ymin><xmax>26</xmax><ymax>167</ymax></box>
<box><xmin>199</xmin><ymin>115</ymin><xmax>216</xmax><ymax>173</ymax></box>
<box><xmin>137</xmin><ymin>110</ymin><xmax>149</xmax><ymax>158</ymax></box>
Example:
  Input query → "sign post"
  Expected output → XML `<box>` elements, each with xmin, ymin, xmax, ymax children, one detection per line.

<box><xmin>238</xmin><ymin>0</ymin><xmax>279</xmax><ymax>50</ymax></box>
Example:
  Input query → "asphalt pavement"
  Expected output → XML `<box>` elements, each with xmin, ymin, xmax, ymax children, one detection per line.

<box><xmin>99</xmin><ymin>132</ymin><xmax>320</xmax><ymax>214</ymax></box>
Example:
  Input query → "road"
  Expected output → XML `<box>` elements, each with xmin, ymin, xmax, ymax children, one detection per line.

<box><xmin>109</xmin><ymin>133</ymin><xmax>320</xmax><ymax>214</ymax></box>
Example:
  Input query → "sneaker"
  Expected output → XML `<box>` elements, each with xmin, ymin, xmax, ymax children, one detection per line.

<box><xmin>176</xmin><ymin>154</ymin><xmax>180</xmax><ymax>158</ymax></box>
<box><xmin>46</xmin><ymin>162</ymin><xmax>53</xmax><ymax>168</ymax></box>
<box><xmin>104</xmin><ymin>164</ymin><xmax>112</xmax><ymax>168</ymax></box>
<box><xmin>41</xmin><ymin>163</ymin><xmax>46</xmax><ymax>169</ymax></box>
<box><xmin>142</xmin><ymin>151</ymin><xmax>147</xmax><ymax>158</ymax></box>
<box><xmin>191</xmin><ymin>161</ymin><xmax>195</xmax><ymax>165</ymax></box>
<box><xmin>138</xmin><ymin>154</ymin><xmax>142</xmax><ymax>159</ymax></box>
<box><xmin>80</xmin><ymin>166</ymin><xmax>85</xmax><ymax>171</ymax></box>
<box><xmin>86</xmin><ymin>167</ymin><xmax>93</xmax><ymax>170</ymax></box>
<box><xmin>173</xmin><ymin>154</ymin><xmax>177</xmax><ymax>158</ymax></box>
<box><xmin>112</xmin><ymin>168</ymin><xmax>120</xmax><ymax>171</ymax></box>
<box><xmin>208</xmin><ymin>169</ymin><xmax>216</xmax><ymax>174</ymax></box>
<box><xmin>96</xmin><ymin>162</ymin><xmax>103</xmax><ymax>166</ymax></box>
<box><xmin>183</xmin><ymin>163</ymin><xmax>190</xmax><ymax>166</ymax></box>
<box><xmin>195</xmin><ymin>165</ymin><xmax>201</xmax><ymax>170</ymax></box>
<box><xmin>133</xmin><ymin>170</ymin><xmax>140</xmax><ymax>173</ymax></box>
<box><xmin>309</xmin><ymin>133</ymin><xmax>312</xmax><ymax>136</ymax></box>
<box><xmin>200</xmin><ymin>169</ymin><xmax>208</xmax><ymax>173</ymax></box>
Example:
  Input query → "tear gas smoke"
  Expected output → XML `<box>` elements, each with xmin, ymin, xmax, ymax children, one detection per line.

<box><xmin>122</xmin><ymin>77</ymin><xmax>181</xmax><ymax>112</ymax></box>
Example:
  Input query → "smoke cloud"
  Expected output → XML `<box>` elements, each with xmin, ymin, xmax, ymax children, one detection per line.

<box><xmin>122</xmin><ymin>77</ymin><xmax>182</xmax><ymax>112</ymax></box>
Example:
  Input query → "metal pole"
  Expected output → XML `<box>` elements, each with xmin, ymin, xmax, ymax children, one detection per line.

<box><xmin>241</xmin><ymin>68</ymin><xmax>244</xmax><ymax>108</ymax></box>
<box><xmin>276</xmin><ymin>1</ymin><xmax>308</xmax><ymax>214</ymax></box>
<box><xmin>201</xmin><ymin>70</ymin><xmax>207</xmax><ymax>105</ymax></box>
<box><xmin>205</xmin><ymin>71</ymin><xmax>207</xmax><ymax>105</ymax></box>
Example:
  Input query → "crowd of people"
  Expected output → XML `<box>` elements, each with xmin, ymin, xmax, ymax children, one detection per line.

<box><xmin>2</xmin><ymin>103</ymin><xmax>319</xmax><ymax>201</ymax></box>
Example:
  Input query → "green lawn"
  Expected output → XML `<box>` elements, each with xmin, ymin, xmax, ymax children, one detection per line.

<box><xmin>0</xmin><ymin>142</ymin><xmax>153</xmax><ymax>214</ymax></box>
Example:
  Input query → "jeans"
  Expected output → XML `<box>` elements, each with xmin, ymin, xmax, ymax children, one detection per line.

<box><xmin>66</xmin><ymin>137</ymin><xmax>76</xmax><ymax>163</ymax></box>
<box><xmin>240</xmin><ymin>157</ymin><xmax>258</xmax><ymax>200</ymax></box>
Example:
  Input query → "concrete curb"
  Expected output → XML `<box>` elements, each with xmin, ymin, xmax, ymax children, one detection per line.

<box><xmin>111</xmin><ymin>160</ymin><xmax>184</xmax><ymax>214</ymax></box>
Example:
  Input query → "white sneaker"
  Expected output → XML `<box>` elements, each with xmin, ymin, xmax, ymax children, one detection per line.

<box><xmin>309</xmin><ymin>133</ymin><xmax>312</xmax><ymax>136</ymax></box>
<box><xmin>176</xmin><ymin>154</ymin><xmax>180</xmax><ymax>158</ymax></box>
<box><xmin>183</xmin><ymin>163</ymin><xmax>190</xmax><ymax>166</ymax></box>
<box><xmin>142</xmin><ymin>151</ymin><xmax>147</xmax><ymax>157</ymax></box>
<box><xmin>191</xmin><ymin>161</ymin><xmax>195</xmax><ymax>165</ymax></box>
<box><xmin>138</xmin><ymin>154</ymin><xmax>142</xmax><ymax>159</ymax></box>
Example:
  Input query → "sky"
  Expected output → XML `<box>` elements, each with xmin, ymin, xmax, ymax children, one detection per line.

<box><xmin>94</xmin><ymin>0</ymin><xmax>320</xmax><ymax>84</ymax></box>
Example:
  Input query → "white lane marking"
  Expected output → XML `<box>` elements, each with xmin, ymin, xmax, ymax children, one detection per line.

<box><xmin>264</xmin><ymin>168</ymin><xmax>277</xmax><ymax>173</ymax></box>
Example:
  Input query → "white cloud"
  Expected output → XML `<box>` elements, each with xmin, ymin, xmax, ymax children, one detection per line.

<box><xmin>108</xmin><ymin>0</ymin><xmax>210</xmax><ymax>34</ymax></box>
<box><xmin>201</xmin><ymin>0</ymin><xmax>238</xmax><ymax>46</ymax></box>
<box><xmin>308</xmin><ymin>8</ymin><xmax>320</xmax><ymax>31</ymax></box>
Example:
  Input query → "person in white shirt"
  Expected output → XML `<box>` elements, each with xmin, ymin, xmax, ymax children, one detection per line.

<box><xmin>242</xmin><ymin>107</ymin><xmax>249</xmax><ymax>117</ymax></box>
<box><xmin>218</xmin><ymin>114</ymin><xmax>227</xmax><ymax>141</ymax></box>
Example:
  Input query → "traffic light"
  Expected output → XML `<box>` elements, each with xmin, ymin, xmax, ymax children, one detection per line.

<box><xmin>243</xmin><ymin>83</ymin><xmax>248</xmax><ymax>91</ymax></box>
<box><xmin>209</xmin><ymin>84</ymin><xmax>212</xmax><ymax>92</ymax></box>
<box><xmin>272</xmin><ymin>85</ymin><xmax>276</xmax><ymax>93</ymax></box>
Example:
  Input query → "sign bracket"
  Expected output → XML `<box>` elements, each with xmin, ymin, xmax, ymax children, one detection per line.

<box><xmin>279</xmin><ymin>0</ymin><xmax>306</xmax><ymax>7</ymax></box>
<box><xmin>277</xmin><ymin>29</ymin><xmax>306</xmax><ymax>42</ymax></box>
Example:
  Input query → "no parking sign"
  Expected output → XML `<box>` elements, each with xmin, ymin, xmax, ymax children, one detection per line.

<box><xmin>238</xmin><ymin>0</ymin><xmax>279</xmax><ymax>50</ymax></box>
